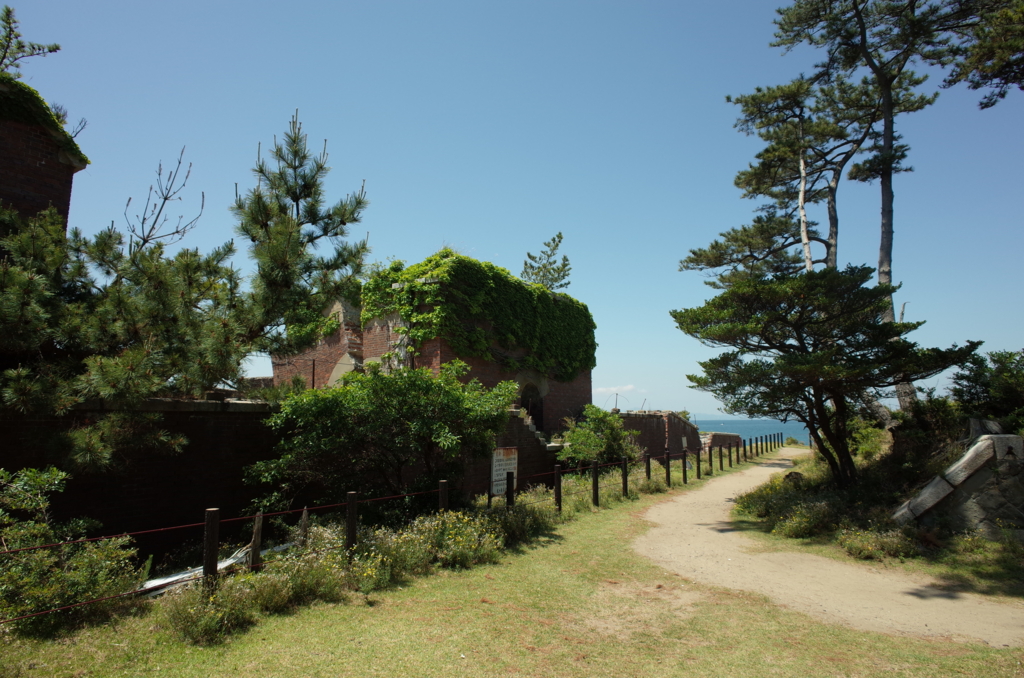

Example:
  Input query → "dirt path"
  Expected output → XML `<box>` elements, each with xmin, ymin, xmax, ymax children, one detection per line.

<box><xmin>633</xmin><ymin>447</ymin><xmax>1024</xmax><ymax>647</ymax></box>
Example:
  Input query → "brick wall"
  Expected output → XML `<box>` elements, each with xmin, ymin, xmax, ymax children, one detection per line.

<box><xmin>272</xmin><ymin>327</ymin><xmax>353</xmax><ymax>388</ymax></box>
<box><xmin>700</xmin><ymin>431</ymin><xmax>743</xmax><ymax>450</ymax></box>
<box><xmin>0</xmin><ymin>118</ymin><xmax>83</xmax><ymax>220</ymax></box>
<box><xmin>460</xmin><ymin>414</ymin><xmax>559</xmax><ymax>498</ymax></box>
<box><xmin>1</xmin><ymin>402</ymin><xmax>280</xmax><ymax>555</ymax></box>
<box><xmin>618</xmin><ymin>411</ymin><xmax>701</xmax><ymax>459</ymax></box>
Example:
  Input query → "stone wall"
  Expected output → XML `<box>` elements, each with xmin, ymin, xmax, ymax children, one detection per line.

<box><xmin>895</xmin><ymin>434</ymin><xmax>1024</xmax><ymax>539</ymax></box>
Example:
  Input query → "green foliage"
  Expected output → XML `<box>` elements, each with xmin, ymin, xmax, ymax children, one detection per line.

<box><xmin>360</xmin><ymin>249</ymin><xmax>596</xmax><ymax>382</ymax></box>
<box><xmin>0</xmin><ymin>7</ymin><xmax>59</xmax><ymax>79</ymax></box>
<box><xmin>950</xmin><ymin>349</ymin><xmax>1024</xmax><ymax>434</ymax></box>
<box><xmin>849</xmin><ymin>416</ymin><xmax>889</xmax><ymax>461</ymax></box>
<box><xmin>680</xmin><ymin>208</ymin><xmax>808</xmax><ymax>288</ymax></box>
<box><xmin>944</xmin><ymin>1</ymin><xmax>1024</xmax><ymax>108</ymax></box>
<box><xmin>250</xmin><ymin>361</ymin><xmax>518</xmax><ymax>504</ymax></box>
<box><xmin>558</xmin><ymin>404</ymin><xmax>643</xmax><ymax>466</ymax></box>
<box><xmin>0</xmin><ymin>114</ymin><xmax>366</xmax><ymax>468</ymax></box>
<box><xmin>837</xmin><ymin>526</ymin><xmax>918</xmax><ymax>559</ymax></box>
<box><xmin>521</xmin><ymin>232</ymin><xmax>572</xmax><ymax>291</ymax></box>
<box><xmin>784</xmin><ymin>436</ymin><xmax>802</xmax><ymax>446</ymax></box>
<box><xmin>0</xmin><ymin>467</ymin><xmax>144</xmax><ymax>635</ymax></box>
<box><xmin>673</xmin><ymin>265</ymin><xmax>979</xmax><ymax>486</ymax></box>
<box><xmin>160</xmin><ymin>578</ymin><xmax>258</xmax><ymax>645</ymax></box>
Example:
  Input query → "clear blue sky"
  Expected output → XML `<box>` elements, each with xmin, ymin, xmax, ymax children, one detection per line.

<box><xmin>21</xmin><ymin>1</ymin><xmax>1023</xmax><ymax>416</ymax></box>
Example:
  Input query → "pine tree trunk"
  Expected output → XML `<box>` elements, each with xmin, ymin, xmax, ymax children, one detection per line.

<box><xmin>825</xmin><ymin>180</ymin><xmax>839</xmax><ymax>269</ymax></box>
<box><xmin>798</xmin><ymin>151</ymin><xmax>814</xmax><ymax>272</ymax></box>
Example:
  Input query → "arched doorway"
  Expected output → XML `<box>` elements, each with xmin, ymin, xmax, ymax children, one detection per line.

<box><xmin>519</xmin><ymin>383</ymin><xmax>544</xmax><ymax>432</ymax></box>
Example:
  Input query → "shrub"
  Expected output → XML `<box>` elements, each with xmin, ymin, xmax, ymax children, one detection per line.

<box><xmin>407</xmin><ymin>511</ymin><xmax>502</xmax><ymax>569</ymax></box>
<box><xmin>161</xmin><ymin>578</ymin><xmax>257</xmax><ymax>645</ymax></box>
<box><xmin>558</xmin><ymin>404</ymin><xmax>643</xmax><ymax>466</ymax></box>
<box><xmin>0</xmin><ymin>468</ymin><xmax>145</xmax><ymax>636</ymax></box>
<box><xmin>771</xmin><ymin>499</ymin><xmax>841</xmax><ymax>538</ymax></box>
<box><xmin>838</xmin><ymin>527</ymin><xmax>918</xmax><ymax>560</ymax></box>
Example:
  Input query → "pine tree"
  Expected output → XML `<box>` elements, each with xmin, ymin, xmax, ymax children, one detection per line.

<box><xmin>0</xmin><ymin>114</ymin><xmax>368</xmax><ymax>469</ymax></box>
<box><xmin>521</xmin><ymin>232</ymin><xmax>571</xmax><ymax>291</ymax></box>
<box><xmin>0</xmin><ymin>6</ymin><xmax>59</xmax><ymax>78</ymax></box>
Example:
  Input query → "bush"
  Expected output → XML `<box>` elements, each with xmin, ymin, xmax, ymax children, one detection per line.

<box><xmin>161</xmin><ymin>578</ymin><xmax>257</xmax><ymax>645</ymax></box>
<box><xmin>558</xmin><ymin>404</ymin><xmax>643</xmax><ymax>466</ymax></box>
<box><xmin>0</xmin><ymin>468</ymin><xmax>145</xmax><ymax>636</ymax></box>
<box><xmin>408</xmin><ymin>511</ymin><xmax>502</xmax><ymax>569</ymax></box>
<box><xmin>784</xmin><ymin>436</ymin><xmax>802</xmax><ymax>446</ymax></box>
<box><xmin>837</xmin><ymin>527</ymin><xmax>918</xmax><ymax>560</ymax></box>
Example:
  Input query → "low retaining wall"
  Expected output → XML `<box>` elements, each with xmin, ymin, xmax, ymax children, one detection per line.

<box><xmin>894</xmin><ymin>434</ymin><xmax>1024</xmax><ymax>539</ymax></box>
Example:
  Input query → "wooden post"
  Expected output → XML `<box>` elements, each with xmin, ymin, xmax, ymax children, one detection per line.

<box><xmin>682</xmin><ymin>450</ymin><xmax>688</xmax><ymax>484</ymax></box>
<box><xmin>696</xmin><ymin>448</ymin><xmax>702</xmax><ymax>479</ymax></box>
<box><xmin>664</xmin><ymin>450</ymin><xmax>671</xmax><ymax>487</ymax></box>
<box><xmin>554</xmin><ymin>464</ymin><xmax>562</xmax><ymax>512</ymax></box>
<box><xmin>707</xmin><ymin>446</ymin><xmax>713</xmax><ymax>475</ymax></box>
<box><xmin>743</xmin><ymin>439</ymin><xmax>747</xmax><ymax>461</ymax></box>
<box><xmin>645</xmin><ymin>452</ymin><xmax>651</xmax><ymax>481</ymax></box>
<box><xmin>439</xmin><ymin>479</ymin><xmax>449</xmax><ymax>511</ymax></box>
<box><xmin>621</xmin><ymin>457</ymin><xmax>628</xmax><ymax>497</ymax></box>
<box><xmin>298</xmin><ymin>507</ymin><xmax>309</xmax><ymax>547</ymax></box>
<box><xmin>249</xmin><ymin>512</ymin><xmax>263</xmax><ymax>572</ymax></box>
<box><xmin>346</xmin><ymin>492</ymin><xmax>357</xmax><ymax>550</ymax></box>
<box><xmin>203</xmin><ymin>508</ymin><xmax>219</xmax><ymax>590</ymax></box>
<box><xmin>488</xmin><ymin>452</ymin><xmax>494</xmax><ymax>509</ymax></box>
<box><xmin>728</xmin><ymin>442</ymin><xmax>733</xmax><ymax>467</ymax></box>
<box><xmin>506</xmin><ymin>470</ymin><xmax>515</xmax><ymax>508</ymax></box>
<box><xmin>719</xmin><ymin>446</ymin><xmax>724</xmax><ymax>472</ymax></box>
<box><xmin>591</xmin><ymin>461</ymin><xmax>600</xmax><ymax>507</ymax></box>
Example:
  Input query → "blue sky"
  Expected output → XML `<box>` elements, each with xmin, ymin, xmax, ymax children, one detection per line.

<box><xmin>21</xmin><ymin>1</ymin><xmax>1023</xmax><ymax>416</ymax></box>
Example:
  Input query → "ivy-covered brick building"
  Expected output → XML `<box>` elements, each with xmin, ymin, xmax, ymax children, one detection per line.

<box><xmin>273</xmin><ymin>249</ymin><xmax>597</xmax><ymax>433</ymax></box>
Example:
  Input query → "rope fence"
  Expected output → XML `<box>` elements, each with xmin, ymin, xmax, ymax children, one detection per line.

<box><xmin>0</xmin><ymin>431</ymin><xmax>788</xmax><ymax>625</ymax></box>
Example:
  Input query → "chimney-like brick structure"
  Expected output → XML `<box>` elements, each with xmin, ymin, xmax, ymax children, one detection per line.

<box><xmin>0</xmin><ymin>76</ymin><xmax>88</xmax><ymax>221</ymax></box>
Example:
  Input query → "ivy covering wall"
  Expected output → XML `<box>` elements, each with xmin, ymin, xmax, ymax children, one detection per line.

<box><xmin>0</xmin><ymin>73</ymin><xmax>89</xmax><ymax>167</ymax></box>
<box><xmin>361</xmin><ymin>249</ymin><xmax>597</xmax><ymax>382</ymax></box>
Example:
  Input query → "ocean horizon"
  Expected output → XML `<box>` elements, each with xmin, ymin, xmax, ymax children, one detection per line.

<box><xmin>690</xmin><ymin>418</ymin><xmax>810</xmax><ymax>445</ymax></box>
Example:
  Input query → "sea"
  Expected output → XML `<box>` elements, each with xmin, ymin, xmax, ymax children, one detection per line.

<box><xmin>691</xmin><ymin>418</ymin><xmax>811</xmax><ymax>446</ymax></box>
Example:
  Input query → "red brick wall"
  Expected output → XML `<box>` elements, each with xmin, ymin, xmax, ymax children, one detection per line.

<box><xmin>460</xmin><ymin>415</ymin><xmax>559</xmax><ymax>498</ymax></box>
<box><xmin>700</xmin><ymin>431</ymin><xmax>743</xmax><ymax>451</ymax></box>
<box><xmin>271</xmin><ymin>323</ymin><xmax>359</xmax><ymax>389</ymax></box>
<box><xmin>363</xmin><ymin>324</ymin><xmax>592</xmax><ymax>433</ymax></box>
<box><xmin>1</xmin><ymin>405</ymin><xmax>281</xmax><ymax>556</ymax></box>
<box><xmin>0</xmin><ymin>118</ymin><xmax>81</xmax><ymax>220</ymax></box>
<box><xmin>618</xmin><ymin>411</ymin><xmax>701</xmax><ymax>459</ymax></box>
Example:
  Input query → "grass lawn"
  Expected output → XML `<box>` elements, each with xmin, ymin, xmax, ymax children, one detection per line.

<box><xmin>3</xmin><ymin>453</ymin><xmax>1023</xmax><ymax>677</ymax></box>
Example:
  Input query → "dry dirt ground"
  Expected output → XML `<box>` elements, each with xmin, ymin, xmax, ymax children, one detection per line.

<box><xmin>633</xmin><ymin>447</ymin><xmax>1024</xmax><ymax>647</ymax></box>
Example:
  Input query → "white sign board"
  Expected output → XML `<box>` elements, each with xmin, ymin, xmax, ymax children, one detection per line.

<box><xmin>491</xmin><ymin>447</ymin><xmax>518</xmax><ymax>496</ymax></box>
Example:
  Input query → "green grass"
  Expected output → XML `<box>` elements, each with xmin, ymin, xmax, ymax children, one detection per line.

<box><xmin>3</xmin><ymin>449</ymin><xmax>1022</xmax><ymax>677</ymax></box>
<box><xmin>732</xmin><ymin>449</ymin><xmax>1024</xmax><ymax>600</ymax></box>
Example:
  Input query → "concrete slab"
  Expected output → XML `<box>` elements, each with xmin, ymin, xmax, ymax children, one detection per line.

<box><xmin>943</xmin><ymin>439</ymin><xmax>995</xmax><ymax>486</ymax></box>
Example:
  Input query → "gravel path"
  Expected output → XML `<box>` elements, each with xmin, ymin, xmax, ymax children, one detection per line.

<box><xmin>632</xmin><ymin>447</ymin><xmax>1024</xmax><ymax>647</ymax></box>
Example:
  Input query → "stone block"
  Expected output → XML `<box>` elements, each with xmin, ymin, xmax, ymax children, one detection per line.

<box><xmin>943</xmin><ymin>439</ymin><xmax>995</xmax><ymax>486</ymax></box>
<box><xmin>948</xmin><ymin>496</ymin><xmax>988</xmax><ymax>531</ymax></box>
<box><xmin>907</xmin><ymin>476</ymin><xmax>955</xmax><ymax>517</ymax></box>
<box><xmin>977</xmin><ymin>434</ymin><xmax>1023</xmax><ymax>460</ymax></box>
<box><xmin>893</xmin><ymin>501</ymin><xmax>916</xmax><ymax>525</ymax></box>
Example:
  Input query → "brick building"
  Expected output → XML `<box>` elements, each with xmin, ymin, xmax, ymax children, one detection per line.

<box><xmin>274</xmin><ymin>251</ymin><xmax>597</xmax><ymax>435</ymax></box>
<box><xmin>0</xmin><ymin>75</ymin><xmax>88</xmax><ymax>221</ymax></box>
